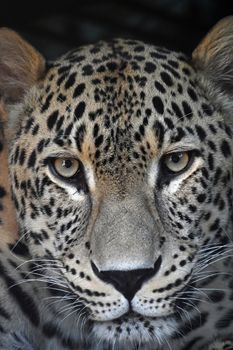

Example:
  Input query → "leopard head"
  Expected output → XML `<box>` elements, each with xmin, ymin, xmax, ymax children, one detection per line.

<box><xmin>0</xmin><ymin>18</ymin><xmax>232</xmax><ymax>348</ymax></box>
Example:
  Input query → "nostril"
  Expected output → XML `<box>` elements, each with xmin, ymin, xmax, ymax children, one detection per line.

<box><xmin>91</xmin><ymin>256</ymin><xmax>162</xmax><ymax>301</ymax></box>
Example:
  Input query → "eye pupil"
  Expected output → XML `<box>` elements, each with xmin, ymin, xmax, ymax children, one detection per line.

<box><xmin>171</xmin><ymin>153</ymin><xmax>182</xmax><ymax>163</ymax></box>
<box><xmin>63</xmin><ymin>159</ymin><xmax>73</xmax><ymax>169</ymax></box>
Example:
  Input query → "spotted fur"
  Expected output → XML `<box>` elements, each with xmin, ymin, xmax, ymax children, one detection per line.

<box><xmin>0</xmin><ymin>18</ymin><xmax>233</xmax><ymax>350</ymax></box>
<box><xmin>0</xmin><ymin>101</ymin><xmax>18</xmax><ymax>243</ymax></box>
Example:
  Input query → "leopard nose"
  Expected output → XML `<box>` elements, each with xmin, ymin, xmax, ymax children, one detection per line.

<box><xmin>91</xmin><ymin>256</ymin><xmax>162</xmax><ymax>301</ymax></box>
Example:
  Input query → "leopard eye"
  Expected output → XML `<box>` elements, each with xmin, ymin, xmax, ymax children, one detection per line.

<box><xmin>53</xmin><ymin>158</ymin><xmax>80</xmax><ymax>178</ymax></box>
<box><xmin>163</xmin><ymin>152</ymin><xmax>190</xmax><ymax>173</ymax></box>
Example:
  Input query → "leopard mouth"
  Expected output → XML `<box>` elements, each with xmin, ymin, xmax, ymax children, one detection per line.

<box><xmin>97</xmin><ymin>308</ymin><xmax>175</xmax><ymax>325</ymax></box>
<box><xmin>45</xmin><ymin>257</ymin><xmax>195</xmax><ymax>326</ymax></box>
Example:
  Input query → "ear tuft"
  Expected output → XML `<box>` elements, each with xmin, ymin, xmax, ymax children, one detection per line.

<box><xmin>192</xmin><ymin>16</ymin><xmax>233</xmax><ymax>116</ymax></box>
<box><xmin>0</xmin><ymin>28</ymin><xmax>45</xmax><ymax>103</ymax></box>
<box><xmin>193</xmin><ymin>16</ymin><xmax>233</xmax><ymax>70</ymax></box>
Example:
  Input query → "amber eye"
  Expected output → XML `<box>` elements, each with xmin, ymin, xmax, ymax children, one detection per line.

<box><xmin>163</xmin><ymin>152</ymin><xmax>190</xmax><ymax>173</ymax></box>
<box><xmin>53</xmin><ymin>158</ymin><xmax>80</xmax><ymax>178</ymax></box>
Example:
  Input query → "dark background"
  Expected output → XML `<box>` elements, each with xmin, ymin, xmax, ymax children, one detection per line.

<box><xmin>0</xmin><ymin>0</ymin><xmax>232</xmax><ymax>60</ymax></box>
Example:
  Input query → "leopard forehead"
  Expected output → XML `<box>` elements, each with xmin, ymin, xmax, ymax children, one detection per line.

<box><xmin>11</xmin><ymin>38</ymin><xmax>233</xmax><ymax>225</ymax></box>
<box><xmin>12</xmin><ymin>38</ymin><xmax>232</xmax><ymax>254</ymax></box>
<box><xmin>16</xmin><ymin>38</ymin><xmax>224</xmax><ymax>186</ymax></box>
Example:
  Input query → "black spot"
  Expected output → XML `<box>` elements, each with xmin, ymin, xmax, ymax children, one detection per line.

<box><xmin>57</xmin><ymin>73</ymin><xmax>67</xmax><ymax>86</ymax></box>
<box><xmin>82</xmin><ymin>64</ymin><xmax>93</xmax><ymax>76</ymax></box>
<box><xmin>168</xmin><ymin>60</ymin><xmax>179</xmax><ymax>69</ymax></box>
<box><xmin>209</xmin><ymin>290</ymin><xmax>225</xmax><ymax>303</ymax></box>
<box><xmin>0</xmin><ymin>186</ymin><xmax>6</xmax><ymax>198</ymax></box>
<box><xmin>134</xmin><ymin>45</ymin><xmax>145</xmax><ymax>52</ymax></box>
<box><xmin>97</xmin><ymin>65</ymin><xmax>106</xmax><ymax>73</ymax></box>
<box><xmin>47</xmin><ymin>110</ymin><xmax>59</xmax><ymax>130</ymax></box>
<box><xmin>32</xmin><ymin>124</ymin><xmax>39</xmax><ymax>136</ymax></box>
<box><xmin>154</xmin><ymin>121</ymin><xmax>165</xmax><ymax>148</ymax></box>
<box><xmin>134</xmin><ymin>55</ymin><xmax>145</xmax><ymax>62</ymax></box>
<box><xmin>209</xmin><ymin>124</ymin><xmax>217</xmax><ymax>135</ymax></box>
<box><xmin>85</xmin><ymin>241</ymin><xmax>90</xmax><ymax>249</ymax></box>
<box><xmin>182</xmin><ymin>67</ymin><xmax>191</xmax><ymax>76</ymax></box>
<box><xmin>195</xmin><ymin>125</ymin><xmax>206</xmax><ymax>141</ymax></box>
<box><xmin>41</xmin><ymin>92</ymin><xmax>53</xmax><ymax>113</ymax></box>
<box><xmin>134</xmin><ymin>132</ymin><xmax>141</xmax><ymax>142</ymax></box>
<box><xmin>37</xmin><ymin>139</ymin><xmax>45</xmax><ymax>153</ymax></box>
<box><xmin>162</xmin><ymin>63</ymin><xmax>180</xmax><ymax>79</ymax></box>
<box><xmin>92</xmin><ymin>78</ymin><xmax>101</xmax><ymax>85</ymax></box>
<box><xmin>58</xmin><ymin>65</ymin><xmax>71</xmax><ymax>75</ymax></box>
<box><xmin>160</xmin><ymin>71</ymin><xmax>173</xmax><ymax>87</ymax></box>
<box><xmin>153</xmin><ymin>96</ymin><xmax>164</xmax><ymax>114</ymax></box>
<box><xmin>177</xmin><ymin>84</ymin><xmax>183</xmax><ymax>94</ymax></box>
<box><xmin>56</xmin><ymin>116</ymin><xmax>65</xmax><ymax>132</ymax></box>
<box><xmin>24</xmin><ymin>117</ymin><xmax>34</xmax><ymax>134</ymax></box>
<box><xmin>74</xmin><ymin>102</ymin><xmax>86</xmax><ymax>120</ymax></box>
<box><xmin>69</xmin><ymin>54</ymin><xmax>85</xmax><ymax>64</ymax></box>
<box><xmin>95</xmin><ymin>135</ymin><xmax>104</xmax><ymax>148</ymax></box>
<box><xmin>189</xmin><ymin>205</ymin><xmax>196</xmax><ymax>213</ymax></box>
<box><xmin>64</xmin><ymin>123</ymin><xmax>73</xmax><ymax>137</ymax></box>
<box><xmin>201</xmin><ymin>103</ymin><xmax>213</xmax><ymax>116</ymax></box>
<box><xmin>65</xmin><ymin>72</ymin><xmax>76</xmax><ymax>90</ymax></box>
<box><xmin>27</xmin><ymin>150</ymin><xmax>36</xmax><ymax>168</ymax></box>
<box><xmin>139</xmin><ymin>124</ymin><xmax>145</xmax><ymax>136</ymax></box>
<box><xmin>164</xmin><ymin>118</ymin><xmax>174</xmax><ymax>129</ymax></box>
<box><xmin>73</xmin><ymin>83</ymin><xmax>86</xmax><ymax>98</ymax></box>
<box><xmin>42</xmin><ymin>322</ymin><xmax>57</xmax><ymax>338</ymax></box>
<box><xmin>75</xmin><ymin>124</ymin><xmax>86</xmax><ymax>152</ymax></box>
<box><xmin>43</xmin><ymin>205</ymin><xmax>52</xmax><ymax>216</ymax></box>
<box><xmin>171</xmin><ymin>102</ymin><xmax>183</xmax><ymax>119</ymax></box>
<box><xmin>172</xmin><ymin>127</ymin><xmax>185</xmax><ymax>142</ymax></box>
<box><xmin>197</xmin><ymin>194</ymin><xmax>206</xmax><ymax>203</ymax></box>
<box><xmin>151</xmin><ymin>52</ymin><xmax>167</xmax><ymax>60</ymax></box>
<box><xmin>154</xmin><ymin>81</ymin><xmax>166</xmax><ymax>93</ymax></box>
<box><xmin>208</xmin><ymin>140</ymin><xmax>216</xmax><ymax>152</ymax></box>
<box><xmin>210</xmin><ymin>218</ymin><xmax>220</xmax><ymax>231</ymax></box>
<box><xmin>208</xmin><ymin>153</ymin><xmax>214</xmax><ymax>170</ymax></box>
<box><xmin>106</xmin><ymin>62</ymin><xmax>117</xmax><ymax>71</ymax></box>
<box><xmin>57</xmin><ymin>93</ymin><xmax>66</xmax><ymax>103</ymax></box>
<box><xmin>187</xmin><ymin>87</ymin><xmax>198</xmax><ymax>102</ymax></box>
<box><xmin>93</xmin><ymin>124</ymin><xmax>99</xmax><ymax>139</ymax></box>
<box><xmin>8</xmin><ymin>242</ymin><xmax>29</xmax><ymax>257</ymax></box>
<box><xmin>221</xmin><ymin>140</ymin><xmax>231</xmax><ymax>158</ymax></box>
<box><xmin>214</xmin><ymin>167</ymin><xmax>222</xmax><ymax>185</ymax></box>
<box><xmin>182</xmin><ymin>101</ymin><xmax>193</xmax><ymax>119</ymax></box>
<box><xmin>144</xmin><ymin>62</ymin><xmax>156</xmax><ymax>73</ymax></box>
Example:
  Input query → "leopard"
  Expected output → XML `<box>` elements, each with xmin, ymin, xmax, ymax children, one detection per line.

<box><xmin>0</xmin><ymin>16</ymin><xmax>233</xmax><ymax>350</ymax></box>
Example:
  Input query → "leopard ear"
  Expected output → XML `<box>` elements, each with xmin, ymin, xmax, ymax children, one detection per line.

<box><xmin>192</xmin><ymin>16</ymin><xmax>233</xmax><ymax>116</ymax></box>
<box><xmin>0</xmin><ymin>28</ymin><xmax>45</xmax><ymax>104</ymax></box>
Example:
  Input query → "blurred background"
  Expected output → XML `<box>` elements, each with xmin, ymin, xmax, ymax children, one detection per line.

<box><xmin>0</xmin><ymin>0</ymin><xmax>232</xmax><ymax>60</ymax></box>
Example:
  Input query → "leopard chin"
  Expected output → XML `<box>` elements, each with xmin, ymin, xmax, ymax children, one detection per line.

<box><xmin>91</xmin><ymin>313</ymin><xmax>177</xmax><ymax>350</ymax></box>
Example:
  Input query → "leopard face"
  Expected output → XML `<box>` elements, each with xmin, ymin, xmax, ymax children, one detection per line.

<box><xmin>5</xmin><ymin>36</ymin><xmax>233</xmax><ymax>347</ymax></box>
